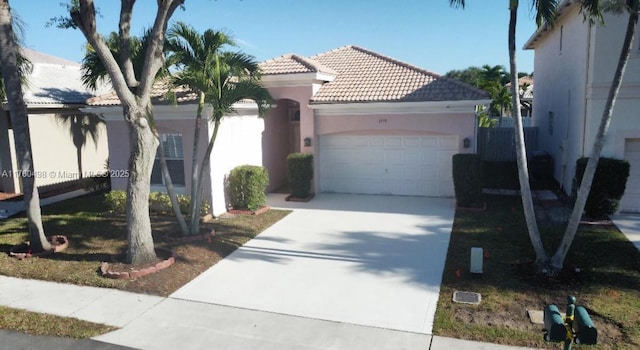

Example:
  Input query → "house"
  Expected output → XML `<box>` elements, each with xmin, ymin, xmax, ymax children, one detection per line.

<box><xmin>524</xmin><ymin>0</ymin><xmax>640</xmax><ymax>212</ymax></box>
<box><xmin>0</xmin><ymin>49</ymin><xmax>110</xmax><ymax>195</ymax></box>
<box><xmin>505</xmin><ymin>76</ymin><xmax>533</xmax><ymax>117</ymax></box>
<box><xmin>87</xmin><ymin>45</ymin><xmax>490</xmax><ymax>216</ymax></box>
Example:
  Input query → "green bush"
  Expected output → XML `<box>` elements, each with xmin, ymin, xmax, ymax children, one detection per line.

<box><xmin>104</xmin><ymin>190</ymin><xmax>210</xmax><ymax>216</ymax></box>
<box><xmin>452</xmin><ymin>154</ymin><xmax>483</xmax><ymax>208</ymax></box>
<box><xmin>287</xmin><ymin>153</ymin><xmax>313</xmax><ymax>198</ymax></box>
<box><xmin>104</xmin><ymin>190</ymin><xmax>127</xmax><ymax>214</ymax></box>
<box><xmin>227</xmin><ymin>165</ymin><xmax>269</xmax><ymax>211</ymax></box>
<box><xmin>573</xmin><ymin>157</ymin><xmax>630</xmax><ymax>218</ymax></box>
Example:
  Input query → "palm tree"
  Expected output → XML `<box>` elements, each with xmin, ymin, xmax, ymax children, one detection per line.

<box><xmin>165</xmin><ymin>23</ymin><xmax>272</xmax><ymax>235</ymax></box>
<box><xmin>165</xmin><ymin>23</ymin><xmax>236</xmax><ymax>235</ymax></box>
<box><xmin>451</xmin><ymin>0</ymin><xmax>634</xmax><ymax>274</ymax></box>
<box><xmin>0</xmin><ymin>11</ymin><xmax>31</xmax><ymax>102</ymax></box>
<box><xmin>550</xmin><ymin>0</ymin><xmax>639</xmax><ymax>272</ymax></box>
<box><xmin>450</xmin><ymin>0</ymin><xmax>557</xmax><ymax>269</ymax></box>
<box><xmin>0</xmin><ymin>0</ymin><xmax>50</xmax><ymax>252</ymax></box>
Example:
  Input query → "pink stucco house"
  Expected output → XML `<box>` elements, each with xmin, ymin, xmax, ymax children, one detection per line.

<box><xmin>86</xmin><ymin>45</ymin><xmax>490</xmax><ymax>216</ymax></box>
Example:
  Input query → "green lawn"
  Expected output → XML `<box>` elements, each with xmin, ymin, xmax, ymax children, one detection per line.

<box><xmin>433</xmin><ymin>195</ymin><xmax>640</xmax><ymax>349</ymax></box>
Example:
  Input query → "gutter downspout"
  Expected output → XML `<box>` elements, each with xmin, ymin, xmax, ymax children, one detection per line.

<box><xmin>582</xmin><ymin>21</ymin><xmax>592</xmax><ymax>158</ymax></box>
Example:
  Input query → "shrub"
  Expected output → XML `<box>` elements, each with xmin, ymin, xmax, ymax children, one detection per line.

<box><xmin>573</xmin><ymin>157</ymin><xmax>630</xmax><ymax>218</ymax></box>
<box><xmin>287</xmin><ymin>153</ymin><xmax>313</xmax><ymax>198</ymax></box>
<box><xmin>105</xmin><ymin>190</ymin><xmax>210</xmax><ymax>216</ymax></box>
<box><xmin>452</xmin><ymin>154</ymin><xmax>483</xmax><ymax>208</ymax></box>
<box><xmin>104</xmin><ymin>190</ymin><xmax>127</xmax><ymax>214</ymax></box>
<box><xmin>227</xmin><ymin>165</ymin><xmax>269</xmax><ymax>211</ymax></box>
<box><xmin>481</xmin><ymin>161</ymin><xmax>519</xmax><ymax>190</ymax></box>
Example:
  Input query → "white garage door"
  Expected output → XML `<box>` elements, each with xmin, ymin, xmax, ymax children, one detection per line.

<box><xmin>620</xmin><ymin>139</ymin><xmax>640</xmax><ymax>212</ymax></box>
<box><xmin>319</xmin><ymin>134</ymin><xmax>458</xmax><ymax>196</ymax></box>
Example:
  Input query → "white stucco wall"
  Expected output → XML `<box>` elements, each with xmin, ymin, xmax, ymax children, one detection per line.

<box><xmin>208</xmin><ymin>114</ymin><xmax>265</xmax><ymax>216</ymax></box>
<box><xmin>586</xmin><ymin>11</ymin><xmax>640</xmax><ymax>161</ymax></box>
<box><xmin>530</xmin><ymin>5</ymin><xmax>591</xmax><ymax>192</ymax></box>
<box><xmin>532</xmin><ymin>6</ymin><xmax>640</xmax><ymax>196</ymax></box>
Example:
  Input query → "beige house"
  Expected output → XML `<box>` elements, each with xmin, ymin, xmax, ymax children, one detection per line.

<box><xmin>0</xmin><ymin>49</ymin><xmax>109</xmax><ymax>194</ymax></box>
<box><xmin>525</xmin><ymin>0</ymin><xmax>640</xmax><ymax>212</ymax></box>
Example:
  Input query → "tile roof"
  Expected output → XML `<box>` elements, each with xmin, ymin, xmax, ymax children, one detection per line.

<box><xmin>87</xmin><ymin>79</ymin><xmax>257</xmax><ymax>107</ymax></box>
<box><xmin>18</xmin><ymin>48</ymin><xmax>110</xmax><ymax>106</ymax></box>
<box><xmin>309</xmin><ymin>46</ymin><xmax>488</xmax><ymax>103</ymax></box>
<box><xmin>258</xmin><ymin>54</ymin><xmax>337</xmax><ymax>76</ymax></box>
<box><xmin>89</xmin><ymin>45</ymin><xmax>489</xmax><ymax>107</ymax></box>
<box><xmin>87</xmin><ymin>80</ymin><xmax>197</xmax><ymax>106</ymax></box>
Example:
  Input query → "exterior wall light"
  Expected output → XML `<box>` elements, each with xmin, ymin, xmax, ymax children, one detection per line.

<box><xmin>463</xmin><ymin>137</ymin><xmax>471</xmax><ymax>149</ymax></box>
<box><xmin>304</xmin><ymin>137</ymin><xmax>312</xmax><ymax>147</ymax></box>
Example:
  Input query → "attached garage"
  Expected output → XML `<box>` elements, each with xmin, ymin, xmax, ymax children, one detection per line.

<box><xmin>319</xmin><ymin>134</ymin><xmax>457</xmax><ymax>196</ymax></box>
<box><xmin>620</xmin><ymin>139</ymin><xmax>640</xmax><ymax>213</ymax></box>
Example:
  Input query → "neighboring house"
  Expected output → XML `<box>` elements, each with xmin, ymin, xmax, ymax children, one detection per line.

<box><xmin>505</xmin><ymin>76</ymin><xmax>533</xmax><ymax>117</ymax></box>
<box><xmin>0</xmin><ymin>49</ymin><xmax>110</xmax><ymax>194</ymax></box>
<box><xmin>525</xmin><ymin>0</ymin><xmax>640</xmax><ymax>212</ymax></box>
<box><xmin>87</xmin><ymin>45</ymin><xmax>490</xmax><ymax>216</ymax></box>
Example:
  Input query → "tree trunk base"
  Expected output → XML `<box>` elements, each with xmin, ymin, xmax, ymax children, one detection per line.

<box><xmin>9</xmin><ymin>235</ymin><xmax>69</xmax><ymax>260</ymax></box>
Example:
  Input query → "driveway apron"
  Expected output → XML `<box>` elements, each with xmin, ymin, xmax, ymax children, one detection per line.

<box><xmin>171</xmin><ymin>193</ymin><xmax>455</xmax><ymax>335</ymax></box>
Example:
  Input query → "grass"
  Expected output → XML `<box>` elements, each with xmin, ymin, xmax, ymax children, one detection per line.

<box><xmin>433</xmin><ymin>195</ymin><xmax>640</xmax><ymax>349</ymax></box>
<box><xmin>0</xmin><ymin>306</ymin><xmax>117</xmax><ymax>339</ymax></box>
<box><xmin>0</xmin><ymin>192</ymin><xmax>289</xmax><ymax>337</ymax></box>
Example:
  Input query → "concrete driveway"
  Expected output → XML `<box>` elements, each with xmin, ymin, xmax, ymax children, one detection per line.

<box><xmin>171</xmin><ymin>193</ymin><xmax>455</xmax><ymax>335</ymax></box>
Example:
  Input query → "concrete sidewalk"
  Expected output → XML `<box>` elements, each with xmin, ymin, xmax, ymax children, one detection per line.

<box><xmin>0</xmin><ymin>276</ymin><xmax>539</xmax><ymax>349</ymax></box>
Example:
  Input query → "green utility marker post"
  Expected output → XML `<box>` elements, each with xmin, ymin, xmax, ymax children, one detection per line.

<box><xmin>543</xmin><ymin>295</ymin><xmax>598</xmax><ymax>349</ymax></box>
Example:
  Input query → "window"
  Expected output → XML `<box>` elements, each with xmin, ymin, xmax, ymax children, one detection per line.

<box><xmin>151</xmin><ymin>133</ymin><xmax>185</xmax><ymax>186</ymax></box>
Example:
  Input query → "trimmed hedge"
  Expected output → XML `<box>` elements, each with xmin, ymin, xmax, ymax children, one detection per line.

<box><xmin>287</xmin><ymin>153</ymin><xmax>313</xmax><ymax>198</ymax></box>
<box><xmin>573</xmin><ymin>157</ymin><xmax>630</xmax><ymax>218</ymax></box>
<box><xmin>227</xmin><ymin>165</ymin><xmax>269</xmax><ymax>211</ymax></box>
<box><xmin>452</xmin><ymin>154</ymin><xmax>483</xmax><ymax>208</ymax></box>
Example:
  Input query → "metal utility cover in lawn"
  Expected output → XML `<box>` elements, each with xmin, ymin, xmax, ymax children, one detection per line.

<box><xmin>453</xmin><ymin>291</ymin><xmax>481</xmax><ymax>305</ymax></box>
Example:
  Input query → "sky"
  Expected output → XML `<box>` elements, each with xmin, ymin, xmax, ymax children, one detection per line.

<box><xmin>10</xmin><ymin>0</ymin><xmax>541</xmax><ymax>76</ymax></box>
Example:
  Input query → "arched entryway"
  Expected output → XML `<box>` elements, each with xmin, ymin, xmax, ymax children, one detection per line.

<box><xmin>262</xmin><ymin>98</ymin><xmax>301</xmax><ymax>192</ymax></box>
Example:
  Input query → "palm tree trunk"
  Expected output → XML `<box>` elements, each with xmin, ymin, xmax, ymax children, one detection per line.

<box><xmin>187</xmin><ymin>91</ymin><xmax>205</xmax><ymax>235</ymax></box>
<box><xmin>155</xmin><ymin>131</ymin><xmax>189</xmax><ymax>235</ymax></box>
<box><xmin>190</xmin><ymin>118</ymin><xmax>220</xmax><ymax>235</ymax></box>
<box><xmin>0</xmin><ymin>0</ymin><xmax>51</xmax><ymax>252</ymax></box>
<box><xmin>550</xmin><ymin>10</ymin><xmax>638</xmax><ymax>272</ymax></box>
<box><xmin>508</xmin><ymin>2</ymin><xmax>548</xmax><ymax>267</ymax></box>
<box><xmin>125</xmin><ymin>110</ymin><xmax>159</xmax><ymax>264</ymax></box>
<box><xmin>76</xmin><ymin>145</ymin><xmax>83</xmax><ymax>179</ymax></box>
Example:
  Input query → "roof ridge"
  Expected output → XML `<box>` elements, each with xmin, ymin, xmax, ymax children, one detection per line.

<box><xmin>289</xmin><ymin>54</ymin><xmax>337</xmax><ymax>75</ymax></box>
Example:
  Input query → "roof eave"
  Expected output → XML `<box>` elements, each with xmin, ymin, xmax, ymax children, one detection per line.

<box><xmin>310</xmin><ymin>99</ymin><xmax>492</xmax><ymax>116</ymax></box>
<box><xmin>261</xmin><ymin>72</ymin><xmax>336</xmax><ymax>88</ymax></box>
<box><xmin>524</xmin><ymin>0</ymin><xmax>575</xmax><ymax>50</ymax></box>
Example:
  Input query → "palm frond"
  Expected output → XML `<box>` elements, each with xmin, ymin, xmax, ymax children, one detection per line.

<box><xmin>449</xmin><ymin>0</ymin><xmax>465</xmax><ymax>9</ymax></box>
<box><xmin>532</xmin><ymin>0</ymin><xmax>559</xmax><ymax>27</ymax></box>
